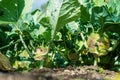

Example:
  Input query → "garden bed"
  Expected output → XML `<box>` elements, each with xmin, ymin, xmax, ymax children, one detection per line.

<box><xmin>0</xmin><ymin>66</ymin><xmax>117</xmax><ymax>80</ymax></box>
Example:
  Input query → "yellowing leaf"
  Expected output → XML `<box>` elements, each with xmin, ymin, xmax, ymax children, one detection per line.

<box><xmin>19</xmin><ymin>50</ymin><xmax>29</xmax><ymax>58</ymax></box>
<box><xmin>0</xmin><ymin>52</ymin><xmax>12</xmax><ymax>71</ymax></box>
<box><xmin>13</xmin><ymin>60</ymin><xmax>31</xmax><ymax>69</ymax></box>
<box><xmin>87</xmin><ymin>33</ymin><xmax>100</xmax><ymax>54</ymax></box>
<box><xmin>113</xmin><ymin>73</ymin><xmax>120</xmax><ymax>80</ymax></box>
<box><xmin>82</xmin><ymin>49</ymin><xmax>88</xmax><ymax>55</ymax></box>
<box><xmin>87</xmin><ymin>33</ymin><xmax>110</xmax><ymax>56</ymax></box>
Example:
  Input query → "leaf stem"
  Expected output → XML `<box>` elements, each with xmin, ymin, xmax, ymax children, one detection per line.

<box><xmin>80</xmin><ymin>33</ymin><xmax>88</xmax><ymax>48</ymax></box>
<box><xmin>19</xmin><ymin>34</ymin><xmax>33</xmax><ymax>58</ymax></box>
<box><xmin>14</xmin><ymin>23</ymin><xmax>33</xmax><ymax>58</ymax></box>
<box><xmin>0</xmin><ymin>39</ymin><xmax>21</xmax><ymax>50</ymax></box>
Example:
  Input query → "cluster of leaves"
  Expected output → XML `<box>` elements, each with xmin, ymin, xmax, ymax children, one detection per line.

<box><xmin>0</xmin><ymin>0</ymin><xmax>120</xmax><ymax>71</ymax></box>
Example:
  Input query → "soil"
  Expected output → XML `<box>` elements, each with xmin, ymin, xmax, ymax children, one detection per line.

<box><xmin>0</xmin><ymin>66</ymin><xmax>118</xmax><ymax>80</ymax></box>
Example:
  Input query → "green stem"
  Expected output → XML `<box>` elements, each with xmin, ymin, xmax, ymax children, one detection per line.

<box><xmin>80</xmin><ymin>33</ymin><xmax>88</xmax><ymax>48</ymax></box>
<box><xmin>94</xmin><ymin>56</ymin><xmax>100</xmax><ymax>66</ymax></box>
<box><xmin>94</xmin><ymin>57</ymin><xmax>98</xmax><ymax>66</ymax></box>
<box><xmin>0</xmin><ymin>39</ymin><xmax>21</xmax><ymax>50</ymax></box>
<box><xmin>19</xmin><ymin>34</ymin><xmax>32</xmax><ymax>58</ymax></box>
<box><xmin>14</xmin><ymin>23</ymin><xmax>33</xmax><ymax>58</ymax></box>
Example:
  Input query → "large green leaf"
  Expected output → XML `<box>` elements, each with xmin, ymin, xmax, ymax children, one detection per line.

<box><xmin>45</xmin><ymin>0</ymin><xmax>81</xmax><ymax>39</ymax></box>
<box><xmin>0</xmin><ymin>0</ymin><xmax>24</xmax><ymax>23</ymax></box>
<box><xmin>21</xmin><ymin>0</ymin><xmax>33</xmax><ymax>15</ymax></box>
<box><xmin>0</xmin><ymin>0</ymin><xmax>33</xmax><ymax>24</ymax></box>
<box><xmin>91</xmin><ymin>6</ymin><xmax>108</xmax><ymax>27</ymax></box>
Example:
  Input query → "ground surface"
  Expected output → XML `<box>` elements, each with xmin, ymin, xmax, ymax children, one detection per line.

<box><xmin>0</xmin><ymin>66</ymin><xmax>118</xmax><ymax>80</ymax></box>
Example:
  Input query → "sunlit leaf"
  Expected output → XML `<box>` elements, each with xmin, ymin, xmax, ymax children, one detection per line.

<box><xmin>45</xmin><ymin>0</ymin><xmax>81</xmax><ymax>39</ymax></box>
<box><xmin>19</xmin><ymin>50</ymin><xmax>29</xmax><ymax>59</ymax></box>
<box><xmin>67</xmin><ymin>21</ymin><xmax>79</xmax><ymax>34</ymax></box>
<box><xmin>21</xmin><ymin>0</ymin><xmax>33</xmax><ymax>15</ymax></box>
<box><xmin>93</xmin><ymin>0</ymin><xmax>106</xmax><ymax>6</ymax></box>
<box><xmin>13</xmin><ymin>60</ymin><xmax>31</xmax><ymax>69</ymax></box>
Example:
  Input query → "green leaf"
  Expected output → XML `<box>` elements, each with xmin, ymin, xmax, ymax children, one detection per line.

<box><xmin>0</xmin><ymin>0</ymin><xmax>33</xmax><ymax>24</ymax></box>
<box><xmin>91</xmin><ymin>6</ymin><xmax>108</xmax><ymax>27</ymax></box>
<box><xmin>21</xmin><ymin>0</ymin><xmax>33</xmax><ymax>15</ymax></box>
<box><xmin>103</xmin><ymin>22</ymin><xmax>120</xmax><ymax>34</ymax></box>
<box><xmin>80</xmin><ymin>5</ymin><xmax>90</xmax><ymax>24</ymax></box>
<box><xmin>107</xmin><ymin>0</ymin><xmax>120</xmax><ymax>22</ymax></box>
<box><xmin>67</xmin><ymin>21</ymin><xmax>79</xmax><ymax>34</ymax></box>
<box><xmin>78</xmin><ymin>0</ymin><xmax>91</xmax><ymax>24</ymax></box>
<box><xmin>30</xmin><ymin>25</ymin><xmax>47</xmax><ymax>39</ymax></box>
<box><xmin>32</xmin><ymin>9</ymin><xmax>42</xmax><ymax>24</ymax></box>
<box><xmin>45</xmin><ymin>0</ymin><xmax>81</xmax><ymax>39</ymax></box>
<box><xmin>0</xmin><ymin>0</ymin><xmax>24</xmax><ymax>23</ymax></box>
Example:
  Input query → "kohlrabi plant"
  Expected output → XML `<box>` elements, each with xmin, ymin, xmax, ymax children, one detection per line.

<box><xmin>0</xmin><ymin>0</ymin><xmax>120</xmax><ymax>71</ymax></box>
